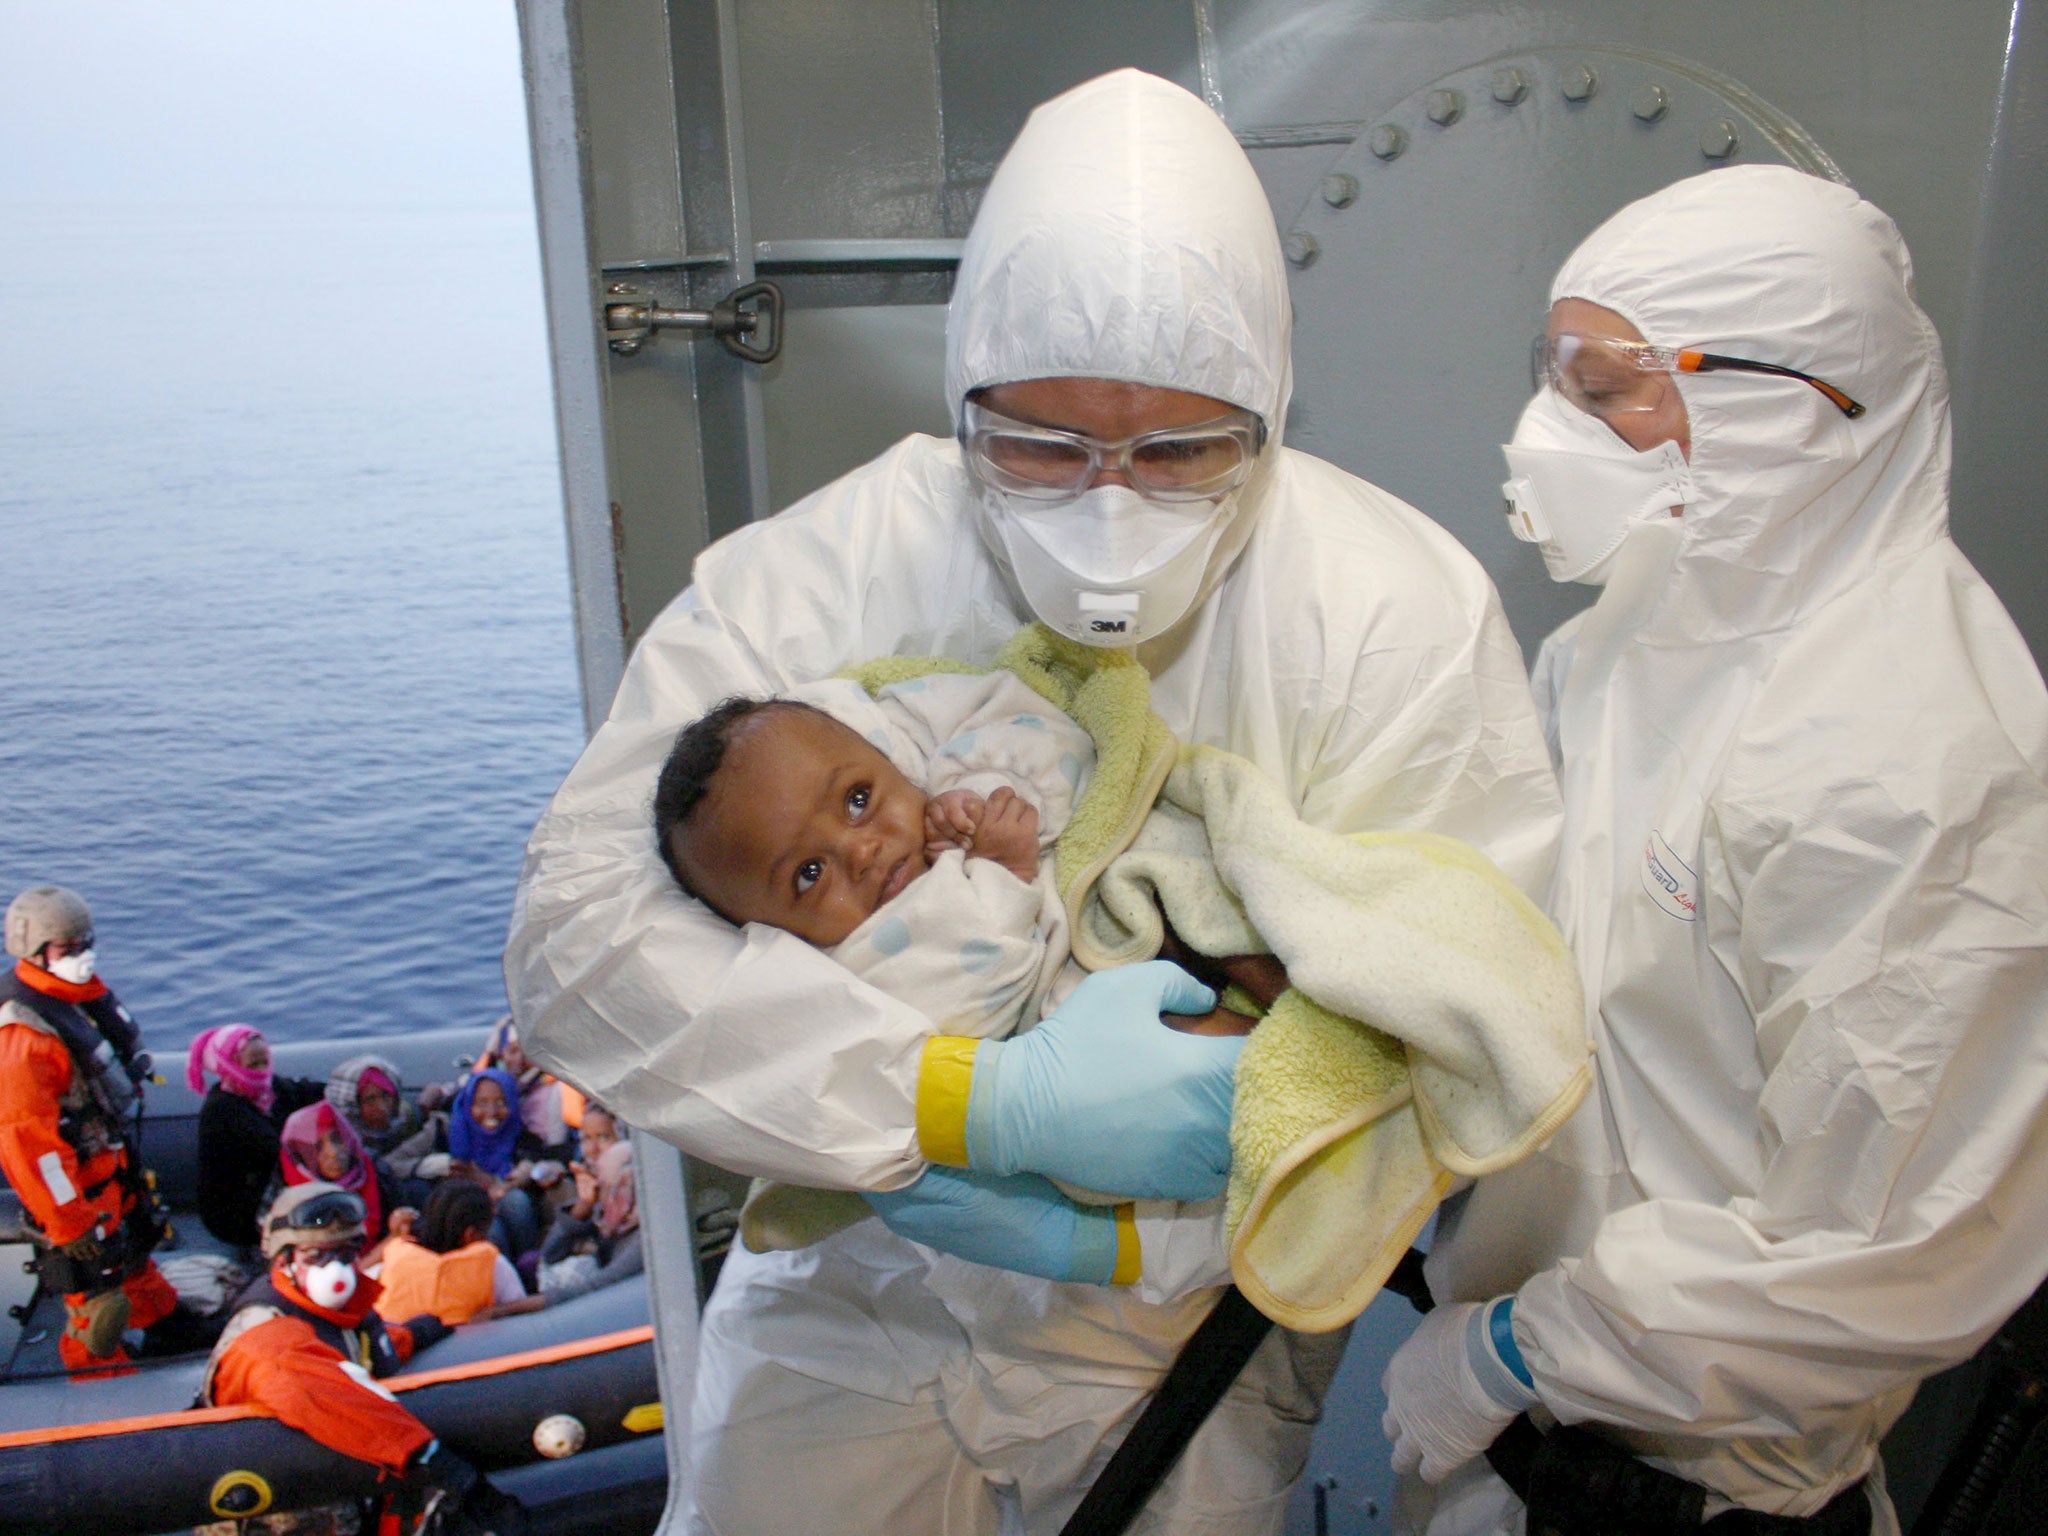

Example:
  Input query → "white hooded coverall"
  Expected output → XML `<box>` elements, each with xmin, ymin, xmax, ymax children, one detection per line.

<box><xmin>1417</xmin><ymin>166</ymin><xmax>2048</xmax><ymax>1535</ymax></box>
<box><xmin>507</xmin><ymin>70</ymin><xmax>1561</xmax><ymax>1535</ymax></box>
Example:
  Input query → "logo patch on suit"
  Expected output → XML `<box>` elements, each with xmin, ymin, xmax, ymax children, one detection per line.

<box><xmin>1641</xmin><ymin>831</ymin><xmax>1700</xmax><ymax>921</ymax></box>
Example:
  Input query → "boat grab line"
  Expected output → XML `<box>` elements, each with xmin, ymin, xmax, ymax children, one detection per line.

<box><xmin>0</xmin><ymin>1324</ymin><xmax>656</xmax><ymax>1450</ymax></box>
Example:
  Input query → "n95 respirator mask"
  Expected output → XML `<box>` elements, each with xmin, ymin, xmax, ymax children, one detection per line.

<box><xmin>985</xmin><ymin>483</ymin><xmax>1238</xmax><ymax>647</ymax></box>
<box><xmin>1501</xmin><ymin>389</ymin><xmax>1697</xmax><ymax>585</ymax></box>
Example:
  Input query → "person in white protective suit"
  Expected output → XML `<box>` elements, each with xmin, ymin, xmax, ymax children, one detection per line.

<box><xmin>506</xmin><ymin>68</ymin><xmax>1562</xmax><ymax>1535</ymax></box>
<box><xmin>1382</xmin><ymin>165</ymin><xmax>2048</xmax><ymax>1536</ymax></box>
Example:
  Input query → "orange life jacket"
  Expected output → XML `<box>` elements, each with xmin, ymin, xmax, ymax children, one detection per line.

<box><xmin>372</xmin><ymin>1236</ymin><xmax>500</xmax><ymax>1325</ymax></box>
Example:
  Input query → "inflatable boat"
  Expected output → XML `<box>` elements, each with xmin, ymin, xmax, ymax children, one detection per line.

<box><xmin>0</xmin><ymin>1026</ymin><xmax>667</xmax><ymax>1536</ymax></box>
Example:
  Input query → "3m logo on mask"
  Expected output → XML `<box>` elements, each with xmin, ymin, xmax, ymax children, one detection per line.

<box><xmin>1641</xmin><ymin>831</ymin><xmax>1700</xmax><ymax>922</ymax></box>
<box><xmin>1080</xmin><ymin>591</ymin><xmax>1138</xmax><ymax>638</ymax></box>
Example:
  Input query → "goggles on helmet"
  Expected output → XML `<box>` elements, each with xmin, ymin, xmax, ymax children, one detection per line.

<box><xmin>1533</xmin><ymin>333</ymin><xmax>1865</xmax><ymax>421</ymax></box>
<box><xmin>272</xmin><ymin>1187</ymin><xmax>367</xmax><ymax>1235</ymax></box>
<box><xmin>960</xmin><ymin>398</ymin><xmax>1266</xmax><ymax>505</ymax></box>
<box><xmin>44</xmin><ymin>933</ymin><xmax>95</xmax><ymax>959</ymax></box>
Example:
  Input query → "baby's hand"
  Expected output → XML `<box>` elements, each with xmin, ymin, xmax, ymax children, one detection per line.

<box><xmin>969</xmin><ymin>787</ymin><xmax>1041</xmax><ymax>882</ymax></box>
<box><xmin>926</xmin><ymin>789</ymin><xmax>986</xmax><ymax>857</ymax></box>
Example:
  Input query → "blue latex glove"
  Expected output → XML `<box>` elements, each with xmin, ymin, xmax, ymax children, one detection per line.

<box><xmin>968</xmin><ymin>960</ymin><xmax>1239</xmax><ymax>1202</ymax></box>
<box><xmin>866</xmin><ymin>1167</ymin><xmax>1121</xmax><ymax>1283</ymax></box>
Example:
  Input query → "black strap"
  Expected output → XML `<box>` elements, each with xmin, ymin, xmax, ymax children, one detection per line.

<box><xmin>1497</xmin><ymin>1418</ymin><xmax>1870</xmax><ymax>1535</ymax></box>
<box><xmin>0</xmin><ymin>971</ymin><xmax>137</xmax><ymax>1129</ymax></box>
<box><xmin>1056</xmin><ymin>1285</ymin><xmax>1275</xmax><ymax>1536</ymax></box>
<box><xmin>1910</xmin><ymin>1270</ymin><xmax>2048</xmax><ymax>1535</ymax></box>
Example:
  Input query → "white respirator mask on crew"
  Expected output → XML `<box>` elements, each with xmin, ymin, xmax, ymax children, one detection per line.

<box><xmin>303</xmin><ymin>1256</ymin><xmax>359</xmax><ymax>1309</ymax></box>
<box><xmin>985</xmin><ymin>483</ymin><xmax>1238</xmax><ymax>648</ymax></box>
<box><xmin>1501</xmin><ymin>389</ymin><xmax>1698</xmax><ymax>585</ymax></box>
<box><xmin>47</xmin><ymin>948</ymin><xmax>97</xmax><ymax>985</ymax></box>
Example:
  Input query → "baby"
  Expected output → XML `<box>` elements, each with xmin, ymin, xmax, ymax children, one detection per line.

<box><xmin>659</xmin><ymin>694</ymin><xmax>1045</xmax><ymax>949</ymax></box>
<box><xmin>656</xmin><ymin>671</ymin><xmax>1094</xmax><ymax>1050</ymax></box>
<box><xmin>656</xmin><ymin>670</ymin><xmax>1273</xmax><ymax>1047</ymax></box>
<box><xmin>654</xmin><ymin>669</ymin><xmax>1270</xmax><ymax>1258</ymax></box>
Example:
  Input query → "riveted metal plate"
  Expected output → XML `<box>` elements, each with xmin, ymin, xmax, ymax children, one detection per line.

<box><xmin>1283</xmin><ymin>45</ymin><xmax>1844</xmax><ymax>651</ymax></box>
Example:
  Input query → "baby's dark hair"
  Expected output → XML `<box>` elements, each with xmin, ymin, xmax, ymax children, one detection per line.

<box><xmin>653</xmin><ymin>696</ymin><xmax>833</xmax><ymax>893</ymax></box>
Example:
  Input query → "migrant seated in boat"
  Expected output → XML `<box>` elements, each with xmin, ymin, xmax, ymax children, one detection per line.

<box><xmin>261</xmin><ymin>1102</ymin><xmax>401</xmax><ymax>1258</ymax></box>
<box><xmin>439</xmin><ymin>1067</ymin><xmax>550</xmax><ymax>1265</ymax></box>
<box><xmin>374</xmin><ymin>1178</ymin><xmax>539</xmax><ymax>1326</ymax></box>
<box><xmin>533</xmin><ymin>1103</ymin><xmax>643</xmax><ymax>1304</ymax></box>
<box><xmin>474</xmin><ymin>1017</ymin><xmax>574</xmax><ymax>1163</ymax></box>
<box><xmin>191</xmin><ymin>1022</ymin><xmax>324</xmax><ymax>1252</ymax></box>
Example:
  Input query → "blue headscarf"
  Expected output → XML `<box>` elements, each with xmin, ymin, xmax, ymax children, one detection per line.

<box><xmin>449</xmin><ymin>1067</ymin><xmax>523</xmax><ymax>1177</ymax></box>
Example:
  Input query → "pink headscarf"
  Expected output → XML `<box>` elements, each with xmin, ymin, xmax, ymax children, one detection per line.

<box><xmin>186</xmin><ymin>1023</ymin><xmax>275</xmax><ymax>1113</ymax></box>
<box><xmin>278</xmin><ymin>1101</ymin><xmax>384</xmax><ymax>1241</ymax></box>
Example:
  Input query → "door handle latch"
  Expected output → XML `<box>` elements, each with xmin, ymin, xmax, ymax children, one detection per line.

<box><xmin>604</xmin><ymin>279</ymin><xmax>783</xmax><ymax>364</ymax></box>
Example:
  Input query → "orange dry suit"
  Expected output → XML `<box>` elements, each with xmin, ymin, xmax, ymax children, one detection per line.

<box><xmin>0</xmin><ymin>959</ymin><xmax>176</xmax><ymax>1371</ymax></box>
<box><xmin>203</xmin><ymin>1266</ymin><xmax>437</xmax><ymax>1473</ymax></box>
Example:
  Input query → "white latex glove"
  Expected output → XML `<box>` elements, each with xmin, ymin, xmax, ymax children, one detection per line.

<box><xmin>1382</xmin><ymin>1298</ymin><xmax>1538</xmax><ymax>1484</ymax></box>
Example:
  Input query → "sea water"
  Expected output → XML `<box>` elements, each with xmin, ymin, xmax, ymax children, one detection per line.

<box><xmin>0</xmin><ymin>200</ymin><xmax>585</xmax><ymax>1052</ymax></box>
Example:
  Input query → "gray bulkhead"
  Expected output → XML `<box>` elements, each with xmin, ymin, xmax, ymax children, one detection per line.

<box><xmin>512</xmin><ymin>4</ymin><xmax>2048</xmax><ymax>1529</ymax></box>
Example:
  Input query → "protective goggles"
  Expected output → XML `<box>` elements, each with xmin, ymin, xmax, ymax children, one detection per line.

<box><xmin>1533</xmin><ymin>333</ymin><xmax>1865</xmax><ymax>421</ymax></box>
<box><xmin>45</xmin><ymin>933</ymin><xmax>95</xmax><ymax>958</ymax></box>
<box><xmin>271</xmin><ymin>1188</ymin><xmax>367</xmax><ymax>1235</ymax></box>
<box><xmin>960</xmin><ymin>398</ymin><xmax>1266</xmax><ymax>504</ymax></box>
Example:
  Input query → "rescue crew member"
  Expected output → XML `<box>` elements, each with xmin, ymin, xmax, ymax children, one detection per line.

<box><xmin>0</xmin><ymin>884</ymin><xmax>183</xmax><ymax>1373</ymax></box>
<box><xmin>204</xmin><ymin>1182</ymin><xmax>527</xmax><ymax>1536</ymax></box>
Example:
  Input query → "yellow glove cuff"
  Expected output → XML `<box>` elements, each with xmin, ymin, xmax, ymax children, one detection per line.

<box><xmin>1111</xmin><ymin>1203</ymin><xmax>1141</xmax><ymax>1286</ymax></box>
<box><xmin>916</xmin><ymin>1036</ymin><xmax>980</xmax><ymax>1168</ymax></box>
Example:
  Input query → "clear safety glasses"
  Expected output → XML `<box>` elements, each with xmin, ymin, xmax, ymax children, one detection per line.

<box><xmin>960</xmin><ymin>398</ymin><xmax>1267</xmax><ymax>504</ymax></box>
<box><xmin>1533</xmin><ymin>333</ymin><xmax>1866</xmax><ymax>421</ymax></box>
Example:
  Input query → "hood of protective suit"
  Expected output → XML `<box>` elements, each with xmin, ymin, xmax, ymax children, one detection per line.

<box><xmin>1550</xmin><ymin>164</ymin><xmax>1950</xmax><ymax>644</ymax></box>
<box><xmin>946</xmin><ymin>69</ymin><xmax>1291</xmax><ymax>643</ymax></box>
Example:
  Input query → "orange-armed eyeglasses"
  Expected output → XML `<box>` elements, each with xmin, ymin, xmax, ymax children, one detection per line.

<box><xmin>1534</xmin><ymin>333</ymin><xmax>1865</xmax><ymax>422</ymax></box>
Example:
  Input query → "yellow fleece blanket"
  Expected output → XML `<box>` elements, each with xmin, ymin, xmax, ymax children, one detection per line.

<box><xmin>751</xmin><ymin>629</ymin><xmax>1587</xmax><ymax>1332</ymax></box>
<box><xmin>956</xmin><ymin>629</ymin><xmax>1580</xmax><ymax>1330</ymax></box>
<box><xmin>1075</xmin><ymin>744</ymin><xmax>1588</xmax><ymax>1329</ymax></box>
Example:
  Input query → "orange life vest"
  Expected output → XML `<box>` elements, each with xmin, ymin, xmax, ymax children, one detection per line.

<box><xmin>372</xmin><ymin>1236</ymin><xmax>500</xmax><ymax>1325</ymax></box>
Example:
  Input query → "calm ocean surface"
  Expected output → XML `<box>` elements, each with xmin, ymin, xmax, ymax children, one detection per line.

<box><xmin>0</xmin><ymin>200</ymin><xmax>587</xmax><ymax>1052</ymax></box>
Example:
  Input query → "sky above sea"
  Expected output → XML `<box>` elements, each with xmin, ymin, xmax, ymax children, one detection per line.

<box><xmin>0</xmin><ymin>3</ymin><xmax>587</xmax><ymax>1049</ymax></box>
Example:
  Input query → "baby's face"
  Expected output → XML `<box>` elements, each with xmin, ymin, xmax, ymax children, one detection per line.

<box><xmin>675</xmin><ymin>705</ymin><xmax>930</xmax><ymax>947</ymax></box>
